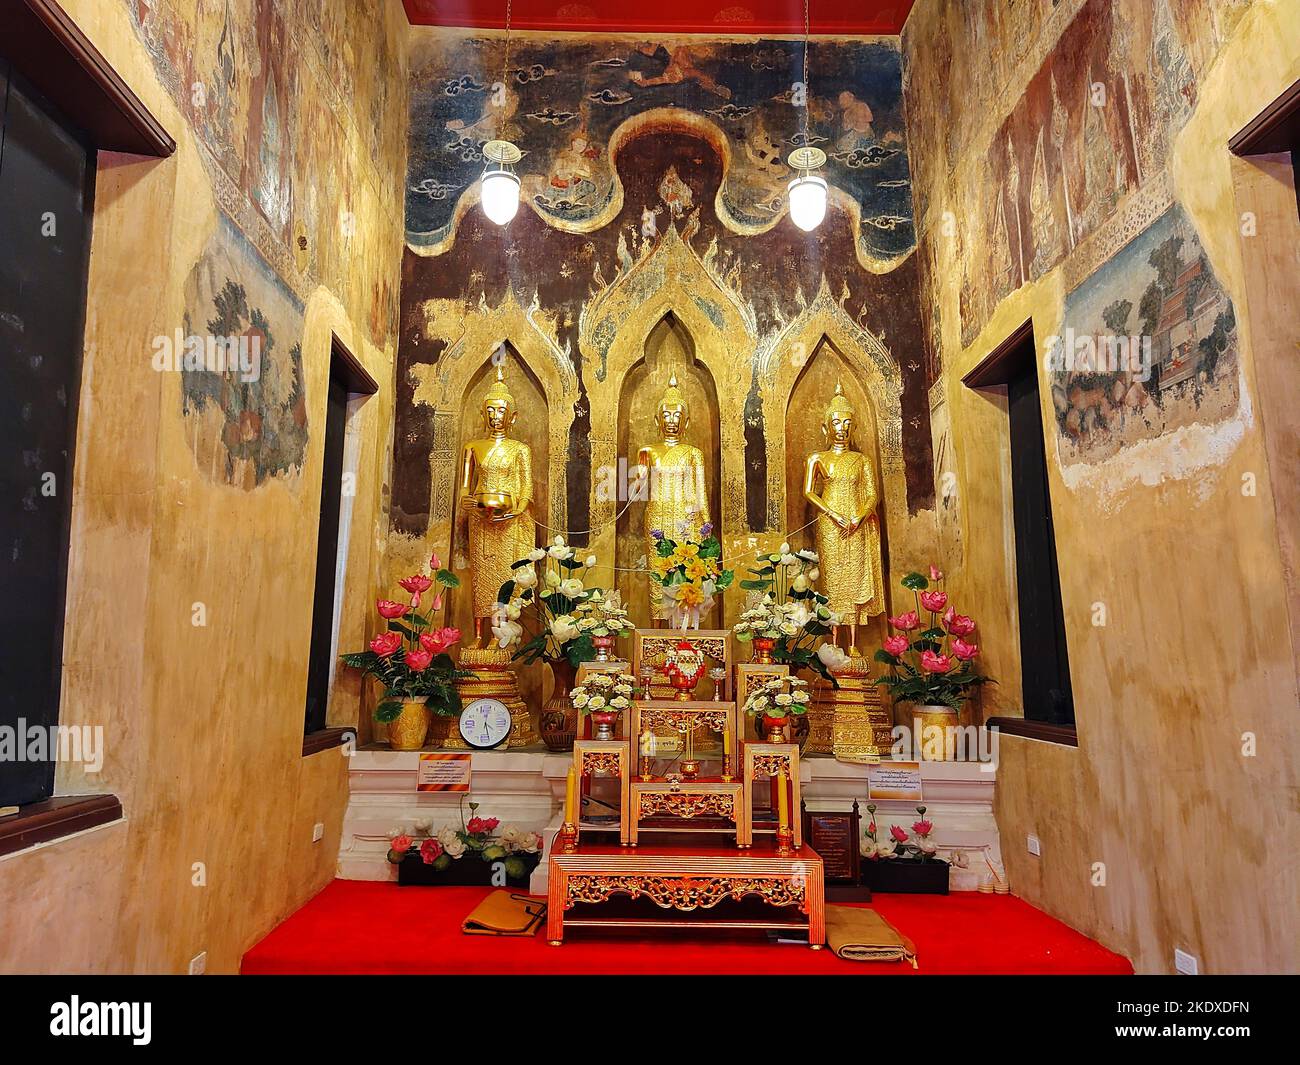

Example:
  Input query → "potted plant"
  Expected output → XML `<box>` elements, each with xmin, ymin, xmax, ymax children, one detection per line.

<box><xmin>340</xmin><ymin>557</ymin><xmax>468</xmax><ymax>750</ymax></box>
<box><xmin>874</xmin><ymin>566</ymin><xmax>994</xmax><ymax>760</ymax></box>
<box><xmin>647</xmin><ymin>522</ymin><xmax>734</xmax><ymax>629</ymax></box>
<box><xmin>570</xmin><ymin>670</ymin><xmax>634</xmax><ymax>740</ymax></box>
<box><xmin>389</xmin><ymin>800</ymin><xmax>543</xmax><ymax>887</ymax></box>
<box><xmin>742</xmin><ymin>673</ymin><xmax>811</xmax><ymax>742</ymax></box>
<box><xmin>733</xmin><ymin>545</ymin><xmax>839</xmax><ymax>681</ymax></box>
<box><xmin>859</xmin><ymin>804</ymin><xmax>949</xmax><ymax>894</ymax></box>
<box><xmin>494</xmin><ymin>537</ymin><xmax>611</xmax><ymax>750</ymax></box>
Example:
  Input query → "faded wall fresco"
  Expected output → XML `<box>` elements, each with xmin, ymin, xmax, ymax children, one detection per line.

<box><xmin>1049</xmin><ymin>204</ymin><xmax>1237</xmax><ymax>464</ymax></box>
<box><xmin>180</xmin><ymin>213</ymin><xmax>308</xmax><ymax>487</ymax></box>
<box><xmin>407</xmin><ymin>35</ymin><xmax>914</xmax><ymax>265</ymax></box>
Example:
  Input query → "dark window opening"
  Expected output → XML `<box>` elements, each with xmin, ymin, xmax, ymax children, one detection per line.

<box><xmin>0</xmin><ymin>63</ymin><xmax>96</xmax><ymax>808</ymax></box>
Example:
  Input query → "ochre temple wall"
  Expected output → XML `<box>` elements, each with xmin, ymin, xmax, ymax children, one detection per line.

<box><xmin>903</xmin><ymin>0</ymin><xmax>1299</xmax><ymax>972</ymax></box>
<box><xmin>0</xmin><ymin>0</ymin><xmax>409</xmax><ymax>973</ymax></box>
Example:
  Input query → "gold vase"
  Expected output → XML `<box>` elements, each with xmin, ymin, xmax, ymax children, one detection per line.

<box><xmin>388</xmin><ymin>700</ymin><xmax>430</xmax><ymax>751</ymax></box>
<box><xmin>916</xmin><ymin>704</ymin><xmax>959</xmax><ymax>760</ymax></box>
<box><xmin>752</xmin><ymin>637</ymin><xmax>776</xmax><ymax>664</ymax></box>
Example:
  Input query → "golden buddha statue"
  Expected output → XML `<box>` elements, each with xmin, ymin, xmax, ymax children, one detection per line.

<box><xmin>803</xmin><ymin>383</ymin><xmax>885</xmax><ymax>648</ymax></box>
<box><xmin>636</xmin><ymin>373</ymin><xmax>710</xmax><ymax>617</ymax></box>
<box><xmin>459</xmin><ymin>366</ymin><xmax>536</xmax><ymax>644</ymax></box>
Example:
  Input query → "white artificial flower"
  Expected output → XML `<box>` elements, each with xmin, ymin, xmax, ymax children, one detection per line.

<box><xmin>788</xmin><ymin>603</ymin><xmax>813</xmax><ymax>628</ymax></box>
<box><xmin>506</xmin><ymin>600</ymin><xmax>522</xmax><ymax>621</ymax></box>
<box><xmin>545</xmin><ymin>570</ymin><xmax>562</xmax><ymax>589</ymax></box>
<box><xmin>779</xmin><ymin>542</ymin><xmax>791</xmax><ymax>554</ymax></box>
<box><xmin>514</xmin><ymin>567</ymin><xmax>538</xmax><ymax>590</ymax></box>
<box><xmin>499</xmin><ymin>825</ymin><xmax>522</xmax><ymax>845</ymax></box>
<box><xmin>413</xmin><ymin>818</ymin><xmax>433</xmax><ymax>833</ymax></box>
<box><xmin>572</xmin><ymin>693</ymin><xmax>589</xmax><ymax>708</ymax></box>
<box><xmin>797</xmin><ymin>548</ymin><xmax>818</xmax><ymax>562</ymax></box>
<box><xmin>528</xmin><ymin>548</ymin><xmax>547</xmax><ymax>562</ymax></box>
<box><xmin>492</xmin><ymin>618</ymin><xmax>523</xmax><ymax>649</ymax></box>
<box><xmin>817</xmin><ymin>642</ymin><xmax>851</xmax><ymax>671</ymax></box>
<box><xmin>792</xmin><ymin>575</ymin><xmax>809</xmax><ymax>593</ymax></box>
<box><xmin>585</xmin><ymin>555</ymin><xmax>597</xmax><ymax>568</ymax></box>
<box><xmin>918</xmin><ymin>837</ymin><xmax>938</xmax><ymax>856</ymax></box>
<box><xmin>548</xmin><ymin>543</ymin><xmax>569</xmax><ymax>559</ymax></box>
<box><xmin>550</xmin><ymin>615</ymin><xmax>580</xmax><ymax>642</ymax></box>
<box><xmin>876</xmin><ymin>839</ymin><xmax>897</xmax><ymax>858</ymax></box>
<box><xmin>587</xmin><ymin>695</ymin><xmax>606</xmax><ymax>710</ymax></box>
<box><xmin>442</xmin><ymin>836</ymin><xmax>466</xmax><ymax>858</ymax></box>
<box><xmin>559</xmin><ymin>578</ymin><xmax>585</xmax><ymax>598</ymax></box>
<box><xmin>609</xmin><ymin>696</ymin><xmax>629</xmax><ymax>709</ymax></box>
<box><xmin>792</xmin><ymin>688</ymin><xmax>810</xmax><ymax>703</ymax></box>
<box><xmin>779</xmin><ymin>621</ymin><xmax>799</xmax><ymax>637</ymax></box>
<box><xmin>780</xmin><ymin>553</ymin><xmax>798</xmax><ymax>567</ymax></box>
<box><xmin>861</xmin><ymin>838</ymin><xmax>878</xmax><ymax>859</ymax></box>
<box><xmin>775</xmin><ymin>693</ymin><xmax>793</xmax><ymax>707</ymax></box>
<box><xmin>808</xmin><ymin>568</ymin><xmax>820</xmax><ymax>582</ymax></box>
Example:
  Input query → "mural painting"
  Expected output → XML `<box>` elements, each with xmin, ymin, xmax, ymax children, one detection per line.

<box><xmin>1048</xmin><ymin>204</ymin><xmax>1238</xmax><ymax>466</ymax></box>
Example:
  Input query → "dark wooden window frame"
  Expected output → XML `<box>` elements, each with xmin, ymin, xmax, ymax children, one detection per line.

<box><xmin>0</xmin><ymin>0</ymin><xmax>170</xmax><ymax>853</ymax></box>
<box><xmin>302</xmin><ymin>336</ymin><xmax>378</xmax><ymax>756</ymax></box>
<box><xmin>964</xmin><ymin>320</ymin><xmax>1078</xmax><ymax>746</ymax></box>
<box><xmin>1229</xmin><ymin>77</ymin><xmax>1300</xmax><ymax>218</ymax></box>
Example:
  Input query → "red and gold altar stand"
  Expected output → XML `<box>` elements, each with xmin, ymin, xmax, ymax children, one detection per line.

<box><xmin>546</xmin><ymin>836</ymin><xmax>825</xmax><ymax>946</ymax></box>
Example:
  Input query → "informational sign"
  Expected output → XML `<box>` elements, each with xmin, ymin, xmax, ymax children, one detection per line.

<box><xmin>867</xmin><ymin>760</ymin><xmax>923</xmax><ymax>801</ymax></box>
<box><xmin>417</xmin><ymin>752</ymin><xmax>472</xmax><ymax>792</ymax></box>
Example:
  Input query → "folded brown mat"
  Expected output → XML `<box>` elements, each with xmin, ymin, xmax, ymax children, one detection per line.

<box><xmin>461</xmin><ymin>891</ymin><xmax>547</xmax><ymax>937</ymax></box>
<box><xmin>825</xmin><ymin>904</ymin><xmax>918</xmax><ymax>966</ymax></box>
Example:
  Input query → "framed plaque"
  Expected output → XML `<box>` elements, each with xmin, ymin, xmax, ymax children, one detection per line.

<box><xmin>801</xmin><ymin>800</ymin><xmax>871</xmax><ymax>901</ymax></box>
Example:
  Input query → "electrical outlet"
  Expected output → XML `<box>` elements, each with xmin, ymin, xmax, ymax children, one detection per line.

<box><xmin>189</xmin><ymin>951</ymin><xmax>206</xmax><ymax>975</ymax></box>
<box><xmin>1174</xmin><ymin>948</ymin><xmax>1198</xmax><ymax>975</ymax></box>
<box><xmin>1026</xmin><ymin>834</ymin><xmax>1041</xmax><ymax>856</ymax></box>
<box><xmin>312</xmin><ymin>821</ymin><xmax>325</xmax><ymax>843</ymax></box>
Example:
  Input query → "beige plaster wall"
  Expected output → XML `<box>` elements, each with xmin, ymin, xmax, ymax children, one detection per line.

<box><xmin>903</xmin><ymin>0</ymin><xmax>1300</xmax><ymax>973</ymax></box>
<box><xmin>0</xmin><ymin>0</ymin><xmax>408</xmax><ymax>973</ymax></box>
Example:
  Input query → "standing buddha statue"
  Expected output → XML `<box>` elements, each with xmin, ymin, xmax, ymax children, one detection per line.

<box><xmin>459</xmin><ymin>366</ymin><xmax>536</xmax><ymax>645</ymax></box>
<box><xmin>803</xmin><ymin>382</ymin><xmax>885</xmax><ymax>649</ymax></box>
<box><xmin>636</xmin><ymin>374</ymin><xmax>710</xmax><ymax>619</ymax></box>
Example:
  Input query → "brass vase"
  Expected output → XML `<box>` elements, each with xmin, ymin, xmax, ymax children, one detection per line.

<box><xmin>388</xmin><ymin>699</ymin><xmax>430</xmax><ymax>750</ymax></box>
<box><xmin>539</xmin><ymin>659</ymin><xmax>578</xmax><ymax>752</ymax></box>
<box><xmin>752</xmin><ymin>637</ymin><xmax>776</xmax><ymax>664</ymax></box>
<box><xmin>916</xmin><ymin>704</ymin><xmax>959</xmax><ymax>760</ymax></box>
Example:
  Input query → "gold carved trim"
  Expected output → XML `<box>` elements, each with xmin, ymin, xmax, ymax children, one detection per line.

<box><xmin>638</xmin><ymin>791</ymin><xmax>736</xmax><ymax>820</ymax></box>
<box><xmin>564</xmin><ymin>873</ymin><xmax>806</xmax><ymax>912</ymax></box>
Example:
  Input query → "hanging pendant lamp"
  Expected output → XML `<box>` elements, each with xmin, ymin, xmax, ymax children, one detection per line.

<box><xmin>481</xmin><ymin>0</ymin><xmax>520</xmax><ymax>226</ymax></box>
<box><xmin>787</xmin><ymin>0</ymin><xmax>826</xmax><ymax>232</ymax></box>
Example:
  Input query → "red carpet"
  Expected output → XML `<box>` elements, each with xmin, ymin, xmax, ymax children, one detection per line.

<box><xmin>241</xmin><ymin>880</ymin><xmax>1132</xmax><ymax>975</ymax></box>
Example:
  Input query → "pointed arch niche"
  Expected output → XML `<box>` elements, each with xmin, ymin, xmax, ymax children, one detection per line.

<box><xmin>614</xmin><ymin>312</ymin><xmax>722</xmax><ymax>629</ymax></box>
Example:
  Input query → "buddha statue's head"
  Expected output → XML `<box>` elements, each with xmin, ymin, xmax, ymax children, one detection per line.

<box><xmin>823</xmin><ymin>382</ymin><xmax>855</xmax><ymax>449</ymax></box>
<box><xmin>482</xmin><ymin>365</ymin><xmax>516</xmax><ymax>437</ymax></box>
<box><xmin>655</xmin><ymin>373</ymin><xmax>689</xmax><ymax>441</ymax></box>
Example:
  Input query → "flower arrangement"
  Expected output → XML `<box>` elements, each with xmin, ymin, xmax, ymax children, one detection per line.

<box><xmin>742</xmin><ymin>673</ymin><xmax>811</xmax><ymax>732</ymax></box>
<box><xmin>340</xmin><ymin>555</ymin><xmax>469</xmax><ymax>724</ymax></box>
<box><xmin>492</xmin><ymin>536</ymin><xmax>608</xmax><ymax>667</ymax></box>
<box><xmin>874</xmin><ymin>566</ymin><xmax>993</xmax><ymax>710</ymax></box>
<box><xmin>387</xmin><ymin>800</ymin><xmax>543</xmax><ymax>881</ymax></box>
<box><xmin>648</xmin><ymin>523</ymin><xmax>734</xmax><ymax>628</ymax></box>
<box><xmin>569</xmin><ymin>670</ymin><xmax>634</xmax><ymax>717</ymax></box>
<box><xmin>733</xmin><ymin>544</ymin><xmax>840</xmax><ymax>681</ymax></box>
<box><xmin>576</xmin><ymin>592</ymin><xmax>633</xmax><ymax>640</ymax></box>
<box><xmin>860</xmin><ymin>804</ymin><xmax>939</xmax><ymax>862</ymax></box>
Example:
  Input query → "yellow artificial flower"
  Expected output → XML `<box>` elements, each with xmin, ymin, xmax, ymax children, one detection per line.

<box><xmin>684</xmin><ymin>557</ymin><xmax>707</xmax><ymax>581</ymax></box>
<box><xmin>676</xmin><ymin>542</ymin><xmax>700</xmax><ymax>560</ymax></box>
<box><xmin>651</xmin><ymin>554</ymin><xmax>676</xmax><ymax>577</ymax></box>
<box><xmin>676</xmin><ymin>582</ymin><xmax>705</xmax><ymax>608</ymax></box>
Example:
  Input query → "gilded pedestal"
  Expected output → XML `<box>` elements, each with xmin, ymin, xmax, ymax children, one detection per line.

<box><xmin>451</xmin><ymin>646</ymin><xmax>536</xmax><ymax>748</ymax></box>
<box><xmin>815</xmin><ymin>657</ymin><xmax>894</xmax><ymax>761</ymax></box>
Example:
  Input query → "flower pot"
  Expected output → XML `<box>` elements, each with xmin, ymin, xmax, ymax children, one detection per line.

<box><xmin>591</xmin><ymin>634</ymin><xmax>615</xmax><ymax>662</ymax></box>
<box><xmin>397</xmin><ymin>850</ymin><xmax>540</xmax><ymax>887</ymax></box>
<box><xmin>751</xmin><ymin>637</ymin><xmax>776</xmax><ymax>665</ymax></box>
<box><xmin>540</xmin><ymin>659</ymin><xmax>578</xmax><ymax>752</ymax></box>
<box><xmin>589</xmin><ymin>709</ymin><xmax>619</xmax><ymax>741</ymax></box>
<box><xmin>761</xmin><ymin>714</ymin><xmax>789</xmax><ymax>743</ymax></box>
<box><xmin>388</xmin><ymin>700</ymin><xmax>430</xmax><ymax>750</ymax></box>
<box><xmin>862</xmin><ymin>857</ymin><xmax>950</xmax><ymax>895</ymax></box>
<box><xmin>916</xmin><ymin>704</ymin><xmax>959</xmax><ymax>760</ymax></box>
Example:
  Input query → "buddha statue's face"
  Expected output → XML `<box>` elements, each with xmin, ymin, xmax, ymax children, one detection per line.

<box><xmin>658</xmin><ymin>403</ymin><xmax>686</xmax><ymax>440</ymax></box>
<box><xmin>484</xmin><ymin>398</ymin><xmax>513</xmax><ymax>435</ymax></box>
<box><xmin>826</xmin><ymin>410</ymin><xmax>853</xmax><ymax>448</ymax></box>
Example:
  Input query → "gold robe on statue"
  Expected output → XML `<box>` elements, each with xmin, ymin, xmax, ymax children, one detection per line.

<box><xmin>466</xmin><ymin>439</ymin><xmax>535</xmax><ymax>618</ymax></box>
<box><xmin>812</xmin><ymin>450</ymin><xmax>885</xmax><ymax>624</ymax></box>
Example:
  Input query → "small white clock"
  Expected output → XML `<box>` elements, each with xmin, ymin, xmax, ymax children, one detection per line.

<box><xmin>458</xmin><ymin>697</ymin><xmax>512</xmax><ymax>749</ymax></box>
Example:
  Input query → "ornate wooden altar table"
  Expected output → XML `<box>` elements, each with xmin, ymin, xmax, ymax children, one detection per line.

<box><xmin>546</xmin><ymin>838</ymin><xmax>826</xmax><ymax>947</ymax></box>
<box><xmin>627</xmin><ymin>779</ymin><xmax>749</xmax><ymax>846</ymax></box>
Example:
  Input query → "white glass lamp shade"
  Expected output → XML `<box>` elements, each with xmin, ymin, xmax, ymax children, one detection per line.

<box><xmin>787</xmin><ymin>173</ymin><xmax>827</xmax><ymax>232</ymax></box>
<box><xmin>481</xmin><ymin>169</ymin><xmax>521</xmax><ymax>226</ymax></box>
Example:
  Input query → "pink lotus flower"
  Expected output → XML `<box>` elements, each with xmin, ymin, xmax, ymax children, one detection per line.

<box><xmin>890</xmin><ymin>825</ymin><xmax>909</xmax><ymax>843</ymax></box>
<box><xmin>376</xmin><ymin>599</ymin><xmax>408</xmax><ymax>619</ymax></box>
<box><xmin>921</xmin><ymin>650</ymin><xmax>953</xmax><ymax>673</ymax></box>
<box><xmin>945</xmin><ymin>609</ymin><xmax>976</xmax><ymax>637</ymax></box>
<box><xmin>429</xmin><ymin>554</ymin><xmax>442</xmax><ymax>571</ymax></box>
<box><xmin>398</xmin><ymin>575</ymin><xmax>433</xmax><ymax>596</ymax></box>
<box><xmin>419</xmin><ymin>838</ymin><xmax>442</xmax><ymax>865</ymax></box>
<box><xmin>868</xmin><ymin>821</ymin><xmax>877</xmax><ymax>835</ymax></box>
<box><xmin>929</xmin><ymin>565</ymin><xmax>944</xmax><ymax>582</ymax></box>
<box><xmin>430</xmin><ymin>594</ymin><xmax>443</xmax><ymax>612</ymax></box>
<box><xmin>391</xmin><ymin>834</ymin><xmax>413</xmax><ymax>854</ymax></box>
<box><xmin>482</xmin><ymin>817</ymin><xmax>500</xmax><ymax>832</ymax></box>
<box><xmin>419</xmin><ymin>627</ymin><xmax>461</xmax><ymax>655</ymax></box>
<box><xmin>467</xmin><ymin>815</ymin><xmax>500</xmax><ymax>835</ymax></box>
<box><xmin>882</xmin><ymin>634</ymin><xmax>910</xmax><ymax>656</ymax></box>
<box><xmin>410</xmin><ymin>591</ymin><xmax>421</xmax><ymax>609</ymax></box>
<box><xmin>889</xmin><ymin>610</ymin><xmax>920</xmax><ymax>631</ymax></box>
<box><xmin>951</xmin><ymin>638</ymin><xmax>979</xmax><ymax>661</ymax></box>
<box><xmin>370</xmin><ymin>631</ymin><xmax>402</xmax><ymax>657</ymax></box>
<box><xmin>912</xmin><ymin>819</ymin><xmax>934</xmax><ymax>837</ymax></box>
<box><xmin>404</xmin><ymin>648</ymin><xmax>432</xmax><ymax>672</ymax></box>
<box><xmin>919</xmin><ymin>590</ymin><xmax>948</xmax><ymax>613</ymax></box>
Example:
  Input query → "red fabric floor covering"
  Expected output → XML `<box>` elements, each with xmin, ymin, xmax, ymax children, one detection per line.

<box><xmin>241</xmin><ymin>880</ymin><xmax>1132</xmax><ymax>975</ymax></box>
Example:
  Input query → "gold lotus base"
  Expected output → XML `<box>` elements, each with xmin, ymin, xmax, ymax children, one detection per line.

<box><xmin>451</xmin><ymin>646</ymin><xmax>536</xmax><ymax>748</ymax></box>
<box><xmin>813</xmin><ymin>657</ymin><xmax>893</xmax><ymax>761</ymax></box>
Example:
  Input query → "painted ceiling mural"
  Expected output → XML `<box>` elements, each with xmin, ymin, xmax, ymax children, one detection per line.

<box><xmin>406</xmin><ymin>34</ymin><xmax>914</xmax><ymax>266</ymax></box>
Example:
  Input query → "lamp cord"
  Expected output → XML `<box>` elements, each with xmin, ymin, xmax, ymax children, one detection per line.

<box><xmin>801</xmin><ymin>0</ymin><xmax>810</xmax><ymax>152</ymax></box>
<box><xmin>500</xmin><ymin>0</ymin><xmax>511</xmax><ymax>140</ymax></box>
